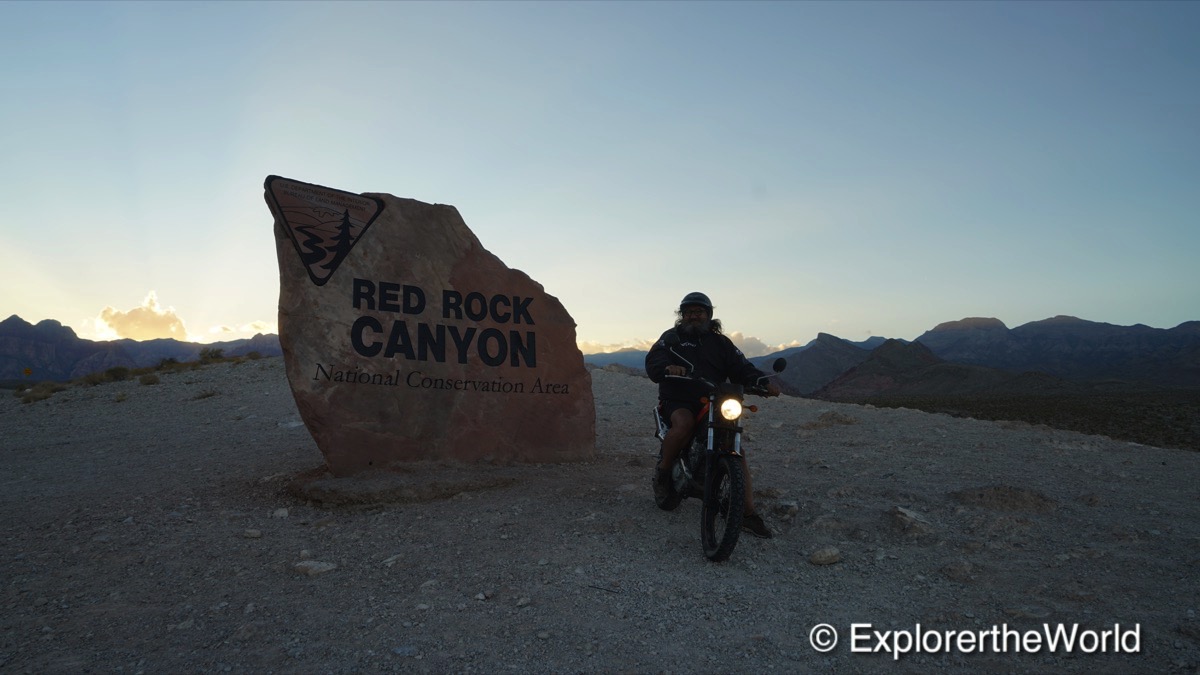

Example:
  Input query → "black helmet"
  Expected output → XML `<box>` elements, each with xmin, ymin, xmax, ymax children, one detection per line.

<box><xmin>679</xmin><ymin>292</ymin><xmax>713</xmax><ymax>313</ymax></box>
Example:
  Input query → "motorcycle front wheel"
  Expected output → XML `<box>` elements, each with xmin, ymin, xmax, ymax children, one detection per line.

<box><xmin>700</xmin><ymin>455</ymin><xmax>745</xmax><ymax>562</ymax></box>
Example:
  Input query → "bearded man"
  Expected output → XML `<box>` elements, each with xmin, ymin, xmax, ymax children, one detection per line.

<box><xmin>644</xmin><ymin>292</ymin><xmax>781</xmax><ymax>538</ymax></box>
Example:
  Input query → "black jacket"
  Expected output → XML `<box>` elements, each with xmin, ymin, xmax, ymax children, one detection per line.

<box><xmin>644</xmin><ymin>327</ymin><xmax>769</xmax><ymax>401</ymax></box>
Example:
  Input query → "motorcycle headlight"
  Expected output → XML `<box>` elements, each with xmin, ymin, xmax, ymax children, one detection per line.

<box><xmin>720</xmin><ymin>398</ymin><xmax>743</xmax><ymax>421</ymax></box>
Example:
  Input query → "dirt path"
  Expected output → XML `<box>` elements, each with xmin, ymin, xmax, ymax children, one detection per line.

<box><xmin>2</xmin><ymin>359</ymin><xmax>1197</xmax><ymax>673</ymax></box>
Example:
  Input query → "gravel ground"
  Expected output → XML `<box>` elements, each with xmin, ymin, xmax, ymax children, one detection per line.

<box><xmin>2</xmin><ymin>358</ymin><xmax>1198</xmax><ymax>673</ymax></box>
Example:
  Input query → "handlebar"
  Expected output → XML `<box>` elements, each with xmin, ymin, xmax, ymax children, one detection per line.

<box><xmin>663</xmin><ymin>373</ymin><xmax>776</xmax><ymax>397</ymax></box>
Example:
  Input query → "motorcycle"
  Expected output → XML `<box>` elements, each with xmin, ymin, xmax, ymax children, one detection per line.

<box><xmin>652</xmin><ymin>338</ymin><xmax>786</xmax><ymax>562</ymax></box>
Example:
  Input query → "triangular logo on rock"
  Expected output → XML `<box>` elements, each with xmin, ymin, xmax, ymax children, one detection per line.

<box><xmin>264</xmin><ymin>175</ymin><xmax>385</xmax><ymax>286</ymax></box>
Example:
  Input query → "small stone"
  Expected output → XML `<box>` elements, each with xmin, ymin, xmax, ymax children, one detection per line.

<box><xmin>941</xmin><ymin>561</ymin><xmax>975</xmax><ymax>582</ymax></box>
<box><xmin>772</xmin><ymin>502</ymin><xmax>800</xmax><ymax>521</ymax></box>
<box><xmin>537</xmin><ymin>631</ymin><xmax>550</xmax><ymax>640</ymax></box>
<box><xmin>1005</xmin><ymin>605</ymin><xmax>1051</xmax><ymax>620</ymax></box>
<box><xmin>809</xmin><ymin>547</ymin><xmax>841</xmax><ymax>566</ymax></box>
<box><xmin>299</xmin><ymin>549</ymin><xmax>312</xmax><ymax>560</ymax></box>
<box><xmin>272</xmin><ymin>508</ymin><xmax>289</xmax><ymax>519</ymax></box>
<box><xmin>416</xmin><ymin>604</ymin><xmax>430</xmax><ymax>611</ymax></box>
<box><xmin>294</xmin><ymin>561</ymin><xmax>337</xmax><ymax>576</ymax></box>
<box><xmin>1177</xmin><ymin>623</ymin><xmax>1200</xmax><ymax>640</ymax></box>
<box><xmin>890</xmin><ymin>506</ymin><xmax>934</xmax><ymax>535</ymax></box>
<box><xmin>243</xmin><ymin>529</ymin><xmax>263</xmax><ymax>539</ymax></box>
<box><xmin>517</xmin><ymin>597</ymin><xmax>532</xmax><ymax>607</ymax></box>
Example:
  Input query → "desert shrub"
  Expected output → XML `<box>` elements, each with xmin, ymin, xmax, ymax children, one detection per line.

<box><xmin>105</xmin><ymin>367</ymin><xmax>131</xmax><ymax>382</ymax></box>
<box><xmin>800</xmin><ymin>411</ymin><xmax>859</xmax><ymax>430</ymax></box>
<box><xmin>21</xmin><ymin>390</ymin><xmax>53</xmax><ymax>404</ymax></box>
<box><xmin>155</xmin><ymin>357</ymin><xmax>188</xmax><ymax>374</ymax></box>
<box><xmin>114</xmin><ymin>392</ymin><xmax>128</xmax><ymax>403</ymax></box>
<box><xmin>246</xmin><ymin>351</ymin><xmax>262</xmax><ymax>360</ymax></box>
<box><xmin>199</xmin><ymin>348</ymin><xmax>224</xmax><ymax>363</ymax></box>
<box><xmin>20</xmin><ymin>382</ymin><xmax>67</xmax><ymax>404</ymax></box>
<box><xmin>80</xmin><ymin>372</ymin><xmax>106</xmax><ymax>386</ymax></box>
<box><xmin>139</xmin><ymin>373</ymin><xmax>160</xmax><ymax>385</ymax></box>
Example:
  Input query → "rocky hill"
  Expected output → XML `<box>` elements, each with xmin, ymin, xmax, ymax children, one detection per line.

<box><xmin>585</xmin><ymin>316</ymin><xmax>1200</xmax><ymax>395</ymax></box>
<box><xmin>916</xmin><ymin>316</ymin><xmax>1200</xmax><ymax>387</ymax></box>
<box><xmin>751</xmin><ymin>333</ymin><xmax>873</xmax><ymax>396</ymax></box>
<box><xmin>0</xmin><ymin>315</ymin><xmax>281</xmax><ymax>383</ymax></box>
<box><xmin>813</xmin><ymin>339</ymin><xmax>1200</xmax><ymax>451</ymax></box>
<box><xmin>810</xmin><ymin>339</ymin><xmax>1085</xmax><ymax>400</ymax></box>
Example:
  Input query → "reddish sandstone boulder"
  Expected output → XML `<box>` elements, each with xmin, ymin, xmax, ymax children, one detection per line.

<box><xmin>265</xmin><ymin>176</ymin><xmax>595</xmax><ymax>474</ymax></box>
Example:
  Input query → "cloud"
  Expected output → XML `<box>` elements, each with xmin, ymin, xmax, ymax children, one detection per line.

<box><xmin>729</xmin><ymin>332</ymin><xmax>807</xmax><ymax>357</ymax></box>
<box><xmin>579</xmin><ymin>334</ymin><xmax>805</xmax><ymax>358</ymax></box>
<box><xmin>206</xmin><ymin>320</ymin><xmax>277</xmax><ymax>341</ymax></box>
<box><xmin>577</xmin><ymin>339</ymin><xmax>656</xmax><ymax>355</ymax></box>
<box><xmin>728</xmin><ymin>332</ymin><xmax>772</xmax><ymax>357</ymax></box>
<box><xmin>96</xmin><ymin>291</ymin><xmax>189</xmax><ymax>341</ymax></box>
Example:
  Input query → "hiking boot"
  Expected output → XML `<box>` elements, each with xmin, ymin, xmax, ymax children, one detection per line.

<box><xmin>653</xmin><ymin>466</ymin><xmax>671</xmax><ymax>502</ymax></box>
<box><xmin>742</xmin><ymin>512</ymin><xmax>773</xmax><ymax>539</ymax></box>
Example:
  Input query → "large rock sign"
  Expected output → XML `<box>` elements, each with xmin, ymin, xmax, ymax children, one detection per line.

<box><xmin>264</xmin><ymin>176</ymin><xmax>595</xmax><ymax>474</ymax></box>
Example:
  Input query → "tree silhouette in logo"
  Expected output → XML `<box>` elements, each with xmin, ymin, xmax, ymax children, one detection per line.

<box><xmin>322</xmin><ymin>210</ymin><xmax>355</xmax><ymax>272</ymax></box>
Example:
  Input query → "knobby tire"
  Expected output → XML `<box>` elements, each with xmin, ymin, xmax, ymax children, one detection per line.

<box><xmin>701</xmin><ymin>455</ymin><xmax>745</xmax><ymax>562</ymax></box>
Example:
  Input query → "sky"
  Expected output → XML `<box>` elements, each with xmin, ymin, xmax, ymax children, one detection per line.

<box><xmin>2</xmin><ymin>1</ymin><xmax>1197</xmax><ymax>357</ymax></box>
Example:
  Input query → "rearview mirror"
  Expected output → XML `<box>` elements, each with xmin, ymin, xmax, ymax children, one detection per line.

<box><xmin>772</xmin><ymin>358</ymin><xmax>786</xmax><ymax>373</ymax></box>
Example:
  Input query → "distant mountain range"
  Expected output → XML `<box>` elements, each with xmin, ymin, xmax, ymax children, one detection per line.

<box><xmin>5</xmin><ymin>314</ymin><xmax>1198</xmax><ymax>396</ymax></box>
<box><xmin>0</xmin><ymin>315</ymin><xmax>282</xmax><ymax>383</ymax></box>
<box><xmin>586</xmin><ymin>316</ymin><xmax>1200</xmax><ymax>396</ymax></box>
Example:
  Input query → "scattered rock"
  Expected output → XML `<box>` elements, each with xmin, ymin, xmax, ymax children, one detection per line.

<box><xmin>800</xmin><ymin>411</ymin><xmax>859</xmax><ymax>430</ymax></box>
<box><xmin>772</xmin><ymin>502</ymin><xmax>800</xmax><ymax>521</ymax></box>
<box><xmin>809</xmin><ymin>546</ymin><xmax>842</xmax><ymax>565</ymax></box>
<box><xmin>889</xmin><ymin>507</ymin><xmax>935</xmax><ymax>535</ymax></box>
<box><xmin>941</xmin><ymin>560</ymin><xmax>975</xmax><ymax>582</ymax></box>
<box><xmin>1005</xmin><ymin>605</ymin><xmax>1052</xmax><ymax>620</ymax></box>
<box><xmin>294</xmin><ymin>561</ymin><xmax>337</xmax><ymax>577</ymax></box>
<box><xmin>950</xmin><ymin>485</ymin><xmax>1056</xmax><ymax>512</ymax></box>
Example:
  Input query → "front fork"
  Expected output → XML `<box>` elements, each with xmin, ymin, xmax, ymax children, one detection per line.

<box><xmin>700</xmin><ymin>428</ymin><xmax>742</xmax><ymax>506</ymax></box>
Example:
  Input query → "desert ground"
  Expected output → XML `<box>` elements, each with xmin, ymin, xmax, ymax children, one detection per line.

<box><xmin>2</xmin><ymin>357</ymin><xmax>1198</xmax><ymax>673</ymax></box>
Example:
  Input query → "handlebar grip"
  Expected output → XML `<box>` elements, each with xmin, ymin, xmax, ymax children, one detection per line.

<box><xmin>663</xmin><ymin>374</ymin><xmax>717</xmax><ymax>388</ymax></box>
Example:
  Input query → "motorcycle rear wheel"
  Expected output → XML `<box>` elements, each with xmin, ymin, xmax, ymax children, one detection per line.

<box><xmin>700</xmin><ymin>455</ymin><xmax>745</xmax><ymax>562</ymax></box>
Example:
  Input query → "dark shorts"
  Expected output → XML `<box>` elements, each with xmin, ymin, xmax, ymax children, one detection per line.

<box><xmin>659</xmin><ymin>399</ymin><xmax>703</xmax><ymax>427</ymax></box>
